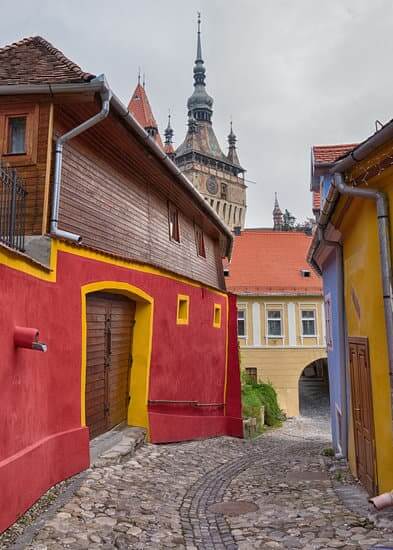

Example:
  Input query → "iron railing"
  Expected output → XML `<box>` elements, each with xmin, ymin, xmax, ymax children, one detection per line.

<box><xmin>0</xmin><ymin>161</ymin><xmax>27</xmax><ymax>252</ymax></box>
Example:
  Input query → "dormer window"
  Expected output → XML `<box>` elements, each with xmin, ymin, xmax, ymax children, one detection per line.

<box><xmin>301</xmin><ymin>269</ymin><xmax>311</xmax><ymax>278</ymax></box>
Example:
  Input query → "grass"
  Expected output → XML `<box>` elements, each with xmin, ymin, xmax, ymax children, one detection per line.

<box><xmin>241</xmin><ymin>373</ymin><xmax>285</xmax><ymax>431</ymax></box>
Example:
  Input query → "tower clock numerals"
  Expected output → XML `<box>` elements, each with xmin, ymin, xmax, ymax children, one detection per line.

<box><xmin>207</xmin><ymin>176</ymin><xmax>218</xmax><ymax>195</ymax></box>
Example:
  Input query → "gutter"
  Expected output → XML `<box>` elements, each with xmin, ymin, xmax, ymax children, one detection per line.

<box><xmin>50</xmin><ymin>75</ymin><xmax>112</xmax><ymax>242</ymax></box>
<box><xmin>0</xmin><ymin>79</ymin><xmax>233</xmax><ymax>256</ymax></box>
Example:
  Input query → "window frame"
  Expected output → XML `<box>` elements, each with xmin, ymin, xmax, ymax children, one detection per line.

<box><xmin>237</xmin><ymin>307</ymin><xmax>247</xmax><ymax>338</ymax></box>
<box><xmin>213</xmin><ymin>303</ymin><xmax>222</xmax><ymax>328</ymax></box>
<box><xmin>168</xmin><ymin>201</ymin><xmax>180</xmax><ymax>243</ymax></box>
<box><xmin>301</xmin><ymin>308</ymin><xmax>317</xmax><ymax>337</ymax></box>
<box><xmin>325</xmin><ymin>294</ymin><xmax>333</xmax><ymax>350</ymax></box>
<box><xmin>0</xmin><ymin>103</ymin><xmax>39</xmax><ymax>166</ymax></box>
<box><xmin>176</xmin><ymin>294</ymin><xmax>190</xmax><ymax>325</ymax></box>
<box><xmin>194</xmin><ymin>225</ymin><xmax>206</xmax><ymax>258</ymax></box>
<box><xmin>245</xmin><ymin>367</ymin><xmax>257</xmax><ymax>383</ymax></box>
<box><xmin>267</xmin><ymin>309</ymin><xmax>283</xmax><ymax>338</ymax></box>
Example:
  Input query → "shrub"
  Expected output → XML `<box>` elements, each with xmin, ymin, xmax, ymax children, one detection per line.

<box><xmin>241</xmin><ymin>372</ymin><xmax>285</xmax><ymax>428</ymax></box>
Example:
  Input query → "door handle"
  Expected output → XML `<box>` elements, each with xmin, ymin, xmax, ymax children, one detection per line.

<box><xmin>354</xmin><ymin>408</ymin><xmax>360</xmax><ymax>411</ymax></box>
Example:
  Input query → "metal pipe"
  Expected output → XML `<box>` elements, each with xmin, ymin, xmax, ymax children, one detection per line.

<box><xmin>332</xmin><ymin>173</ymin><xmax>393</xmax><ymax>409</ymax></box>
<box><xmin>50</xmin><ymin>75</ymin><xmax>111</xmax><ymax>242</ymax></box>
<box><xmin>317</xmin><ymin>226</ymin><xmax>348</xmax><ymax>458</ymax></box>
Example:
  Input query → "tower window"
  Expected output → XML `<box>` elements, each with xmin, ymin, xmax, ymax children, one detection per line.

<box><xmin>223</xmin><ymin>203</ymin><xmax>227</xmax><ymax>219</ymax></box>
<box><xmin>233</xmin><ymin>207</ymin><xmax>237</xmax><ymax>224</ymax></box>
<box><xmin>220</xmin><ymin>183</ymin><xmax>228</xmax><ymax>200</ymax></box>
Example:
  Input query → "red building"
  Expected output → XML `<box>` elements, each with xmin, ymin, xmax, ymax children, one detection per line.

<box><xmin>0</xmin><ymin>37</ymin><xmax>242</xmax><ymax>532</ymax></box>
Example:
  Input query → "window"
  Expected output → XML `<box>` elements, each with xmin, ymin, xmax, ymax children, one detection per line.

<box><xmin>168</xmin><ymin>202</ymin><xmax>180</xmax><ymax>243</ymax></box>
<box><xmin>0</xmin><ymin>104</ymin><xmax>38</xmax><ymax>165</ymax></box>
<box><xmin>177</xmin><ymin>295</ymin><xmax>189</xmax><ymax>325</ymax></box>
<box><xmin>221</xmin><ymin>183</ymin><xmax>228</xmax><ymax>200</ymax></box>
<box><xmin>237</xmin><ymin>308</ymin><xmax>246</xmax><ymax>337</ymax></box>
<box><xmin>213</xmin><ymin>304</ymin><xmax>222</xmax><ymax>328</ymax></box>
<box><xmin>195</xmin><ymin>226</ymin><xmax>206</xmax><ymax>258</ymax></box>
<box><xmin>245</xmin><ymin>367</ymin><xmax>257</xmax><ymax>383</ymax></box>
<box><xmin>7</xmin><ymin>117</ymin><xmax>26</xmax><ymax>154</ymax></box>
<box><xmin>267</xmin><ymin>310</ymin><xmax>282</xmax><ymax>337</ymax></box>
<box><xmin>301</xmin><ymin>269</ymin><xmax>311</xmax><ymax>278</ymax></box>
<box><xmin>302</xmin><ymin>309</ymin><xmax>316</xmax><ymax>336</ymax></box>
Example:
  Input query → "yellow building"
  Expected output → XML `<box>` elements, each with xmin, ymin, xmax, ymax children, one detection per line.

<box><xmin>309</xmin><ymin>132</ymin><xmax>393</xmax><ymax>495</ymax></box>
<box><xmin>226</xmin><ymin>228</ymin><xmax>327</xmax><ymax>416</ymax></box>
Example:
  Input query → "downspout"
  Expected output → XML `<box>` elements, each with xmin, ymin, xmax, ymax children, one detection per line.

<box><xmin>317</xmin><ymin>227</ymin><xmax>348</xmax><ymax>458</ymax></box>
<box><xmin>332</xmin><ymin>173</ymin><xmax>393</xmax><ymax>420</ymax></box>
<box><xmin>50</xmin><ymin>75</ymin><xmax>112</xmax><ymax>242</ymax></box>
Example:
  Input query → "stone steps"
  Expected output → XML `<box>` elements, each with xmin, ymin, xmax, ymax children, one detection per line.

<box><xmin>90</xmin><ymin>426</ymin><xmax>146</xmax><ymax>468</ymax></box>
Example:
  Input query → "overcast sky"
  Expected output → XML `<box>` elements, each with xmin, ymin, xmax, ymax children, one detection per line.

<box><xmin>1</xmin><ymin>0</ymin><xmax>392</xmax><ymax>227</ymax></box>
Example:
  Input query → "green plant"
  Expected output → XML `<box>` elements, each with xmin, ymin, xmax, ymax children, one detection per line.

<box><xmin>322</xmin><ymin>447</ymin><xmax>335</xmax><ymax>457</ymax></box>
<box><xmin>241</xmin><ymin>373</ymin><xmax>285</xmax><ymax>428</ymax></box>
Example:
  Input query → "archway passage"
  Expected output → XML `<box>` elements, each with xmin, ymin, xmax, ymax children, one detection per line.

<box><xmin>86</xmin><ymin>292</ymin><xmax>136</xmax><ymax>439</ymax></box>
<box><xmin>299</xmin><ymin>358</ymin><xmax>330</xmax><ymax>418</ymax></box>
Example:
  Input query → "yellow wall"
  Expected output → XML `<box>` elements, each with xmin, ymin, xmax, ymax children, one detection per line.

<box><xmin>237</xmin><ymin>295</ymin><xmax>326</xmax><ymax>416</ymax></box>
<box><xmin>334</xmin><ymin>164</ymin><xmax>393</xmax><ymax>493</ymax></box>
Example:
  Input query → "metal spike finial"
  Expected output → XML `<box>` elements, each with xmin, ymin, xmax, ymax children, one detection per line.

<box><xmin>196</xmin><ymin>12</ymin><xmax>202</xmax><ymax>61</ymax></box>
<box><xmin>142</xmin><ymin>73</ymin><xmax>146</xmax><ymax>88</ymax></box>
<box><xmin>138</xmin><ymin>67</ymin><xmax>141</xmax><ymax>85</ymax></box>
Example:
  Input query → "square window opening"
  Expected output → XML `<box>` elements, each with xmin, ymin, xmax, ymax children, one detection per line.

<box><xmin>237</xmin><ymin>308</ymin><xmax>246</xmax><ymax>337</ymax></box>
<box><xmin>245</xmin><ymin>367</ymin><xmax>257</xmax><ymax>383</ymax></box>
<box><xmin>177</xmin><ymin>295</ymin><xmax>189</xmax><ymax>325</ymax></box>
<box><xmin>213</xmin><ymin>304</ymin><xmax>222</xmax><ymax>328</ymax></box>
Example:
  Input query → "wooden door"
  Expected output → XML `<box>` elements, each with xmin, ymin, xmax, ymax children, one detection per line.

<box><xmin>348</xmin><ymin>337</ymin><xmax>377</xmax><ymax>495</ymax></box>
<box><xmin>86</xmin><ymin>293</ymin><xmax>136</xmax><ymax>439</ymax></box>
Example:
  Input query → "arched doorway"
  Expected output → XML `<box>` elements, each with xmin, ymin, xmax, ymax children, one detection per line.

<box><xmin>298</xmin><ymin>358</ymin><xmax>329</xmax><ymax>417</ymax></box>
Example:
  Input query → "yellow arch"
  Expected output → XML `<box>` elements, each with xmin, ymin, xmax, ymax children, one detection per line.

<box><xmin>81</xmin><ymin>281</ymin><xmax>154</xmax><ymax>435</ymax></box>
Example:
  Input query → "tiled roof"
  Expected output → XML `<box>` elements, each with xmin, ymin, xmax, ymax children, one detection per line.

<box><xmin>0</xmin><ymin>36</ymin><xmax>95</xmax><ymax>85</ymax></box>
<box><xmin>128</xmin><ymin>83</ymin><xmax>163</xmax><ymax>149</ymax></box>
<box><xmin>312</xmin><ymin>191</ymin><xmax>321</xmax><ymax>211</ymax></box>
<box><xmin>225</xmin><ymin>229</ymin><xmax>322</xmax><ymax>296</ymax></box>
<box><xmin>312</xmin><ymin>143</ymin><xmax>357</xmax><ymax>164</ymax></box>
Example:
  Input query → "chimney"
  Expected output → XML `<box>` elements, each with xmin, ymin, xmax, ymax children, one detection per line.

<box><xmin>233</xmin><ymin>226</ymin><xmax>241</xmax><ymax>236</ymax></box>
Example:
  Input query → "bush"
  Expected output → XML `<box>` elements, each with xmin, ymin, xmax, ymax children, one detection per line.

<box><xmin>241</xmin><ymin>372</ymin><xmax>285</xmax><ymax>428</ymax></box>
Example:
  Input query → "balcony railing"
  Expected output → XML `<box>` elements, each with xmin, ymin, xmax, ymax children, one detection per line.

<box><xmin>0</xmin><ymin>160</ymin><xmax>27</xmax><ymax>252</ymax></box>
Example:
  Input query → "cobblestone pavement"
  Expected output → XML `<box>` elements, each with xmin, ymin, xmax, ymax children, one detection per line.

<box><xmin>9</xmin><ymin>408</ymin><xmax>393</xmax><ymax>549</ymax></box>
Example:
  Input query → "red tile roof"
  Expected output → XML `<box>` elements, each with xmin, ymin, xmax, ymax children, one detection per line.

<box><xmin>128</xmin><ymin>83</ymin><xmax>164</xmax><ymax>149</ymax></box>
<box><xmin>312</xmin><ymin>191</ymin><xmax>321</xmax><ymax>211</ymax></box>
<box><xmin>0</xmin><ymin>36</ymin><xmax>94</xmax><ymax>85</ymax></box>
<box><xmin>312</xmin><ymin>143</ymin><xmax>357</xmax><ymax>164</ymax></box>
<box><xmin>225</xmin><ymin>229</ymin><xmax>322</xmax><ymax>296</ymax></box>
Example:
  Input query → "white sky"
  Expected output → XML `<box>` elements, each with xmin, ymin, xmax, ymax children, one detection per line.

<box><xmin>1</xmin><ymin>0</ymin><xmax>392</xmax><ymax>226</ymax></box>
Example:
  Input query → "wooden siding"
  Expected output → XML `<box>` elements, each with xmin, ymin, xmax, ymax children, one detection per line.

<box><xmin>0</xmin><ymin>96</ymin><xmax>51</xmax><ymax>235</ymax></box>
<box><xmin>55</xmin><ymin>104</ymin><xmax>225</xmax><ymax>289</ymax></box>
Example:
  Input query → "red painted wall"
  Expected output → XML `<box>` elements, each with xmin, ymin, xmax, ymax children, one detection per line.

<box><xmin>0</xmin><ymin>247</ymin><xmax>242</xmax><ymax>532</ymax></box>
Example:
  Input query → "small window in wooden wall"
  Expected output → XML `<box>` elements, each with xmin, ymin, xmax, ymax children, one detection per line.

<box><xmin>177</xmin><ymin>294</ymin><xmax>189</xmax><ymax>325</ymax></box>
<box><xmin>0</xmin><ymin>104</ymin><xmax>38</xmax><ymax>165</ymax></box>
<box><xmin>168</xmin><ymin>202</ymin><xmax>180</xmax><ymax>243</ymax></box>
<box><xmin>213</xmin><ymin>304</ymin><xmax>222</xmax><ymax>328</ymax></box>
<box><xmin>195</xmin><ymin>226</ymin><xmax>206</xmax><ymax>258</ymax></box>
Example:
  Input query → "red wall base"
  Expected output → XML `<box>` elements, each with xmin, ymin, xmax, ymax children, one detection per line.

<box><xmin>0</xmin><ymin>427</ymin><xmax>89</xmax><ymax>534</ymax></box>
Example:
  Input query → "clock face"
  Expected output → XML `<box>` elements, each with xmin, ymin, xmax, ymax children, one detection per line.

<box><xmin>207</xmin><ymin>176</ymin><xmax>218</xmax><ymax>195</ymax></box>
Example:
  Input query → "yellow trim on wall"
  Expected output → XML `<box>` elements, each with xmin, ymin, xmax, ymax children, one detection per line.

<box><xmin>223</xmin><ymin>295</ymin><xmax>229</xmax><ymax>414</ymax></box>
<box><xmin>213</xmin><ymin>303</ymin><xmax>222</xmax><ymax>328</ymax></box>
<box><xmin>81</xmin><ymin>281</ymin><xmax>154</xmax><ymax>436</ymax></box>
<box><xmin>176</xmin><ymin>294</ymin><xmax>190</xmax><ymax>325</ymax></box>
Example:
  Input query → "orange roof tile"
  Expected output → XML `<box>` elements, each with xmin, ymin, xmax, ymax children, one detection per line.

<box><xmin>128</xmin><ymin>83</ymin><xmax>164</xmax><ymax>149</ymax></box>
<box><xmin>312</xmin><ymin>143</ymin><xmax>357</xmax><ymax>164</ymax></box>
<box><xmin>225</xmin><ymin>229</ymin><xmax>322</xmax><ymax>296</ymax></box>
<box><xmin>312</xmin><ymin>191</ymin><xmax>321</xmax><ymax>211</ymax></box>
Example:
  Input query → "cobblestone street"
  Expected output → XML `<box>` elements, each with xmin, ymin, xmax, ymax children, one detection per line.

<box><xmin>2</xmin><ymin>401</ymin><xmax>391</xmax><ymax>550</ymax></box>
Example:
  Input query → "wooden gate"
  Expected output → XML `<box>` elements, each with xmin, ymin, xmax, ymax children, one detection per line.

<box><xmin>348</xmin><ymin>337</ymin><xmax>377</xmax><ymax>494</ymax></box>
<box><xmin>86</xmin><ymin>292</ymin><xmax>136</xmax><ymax>439</ymax></box>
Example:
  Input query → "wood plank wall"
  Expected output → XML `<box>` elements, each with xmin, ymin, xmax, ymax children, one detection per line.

<box><xmin>55</xmin><ymin>104</ymin><xmax>225</xmax><ymax>290</ymax></box>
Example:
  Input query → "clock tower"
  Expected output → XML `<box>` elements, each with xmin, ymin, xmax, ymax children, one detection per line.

<box><xmin>175</xmin><ymin>15</ymin><xmax>247</xmax><ymax>230</ymax></box>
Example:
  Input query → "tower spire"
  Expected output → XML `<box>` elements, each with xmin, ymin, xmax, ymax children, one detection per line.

<box><xmin>164</xmin><ymin>111</ymin><xmax>176</xmax><ymax>160</ymax></box>
<box><xmin>227</xmin><ymin>119</ymin><xmax>241</xmax><ymax>166</ymax></box>
<box><xmin>187</xmin><ymin>13</ymin><xmax>213</xmax><ymax>123</ymax></box>
<box><xmin>273</xmin><ymin>193</ymin><xmax>283</xmax><ymax>230</ymax></box>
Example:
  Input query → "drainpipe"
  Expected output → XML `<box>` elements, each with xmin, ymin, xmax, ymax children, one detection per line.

<box><xmin>50</xmin><ymin>75</ymin><xmax>112</xmax><ymax>242</ymax></box>
<box><xmin>332</xmin><ymin>173</ymin><xmax>393</xmax><ymax>417</ymax></box>
<box><xmin>317</xmin><ymin>227</ymin><xmax>348</xmax><ymax>458</ymax></box>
